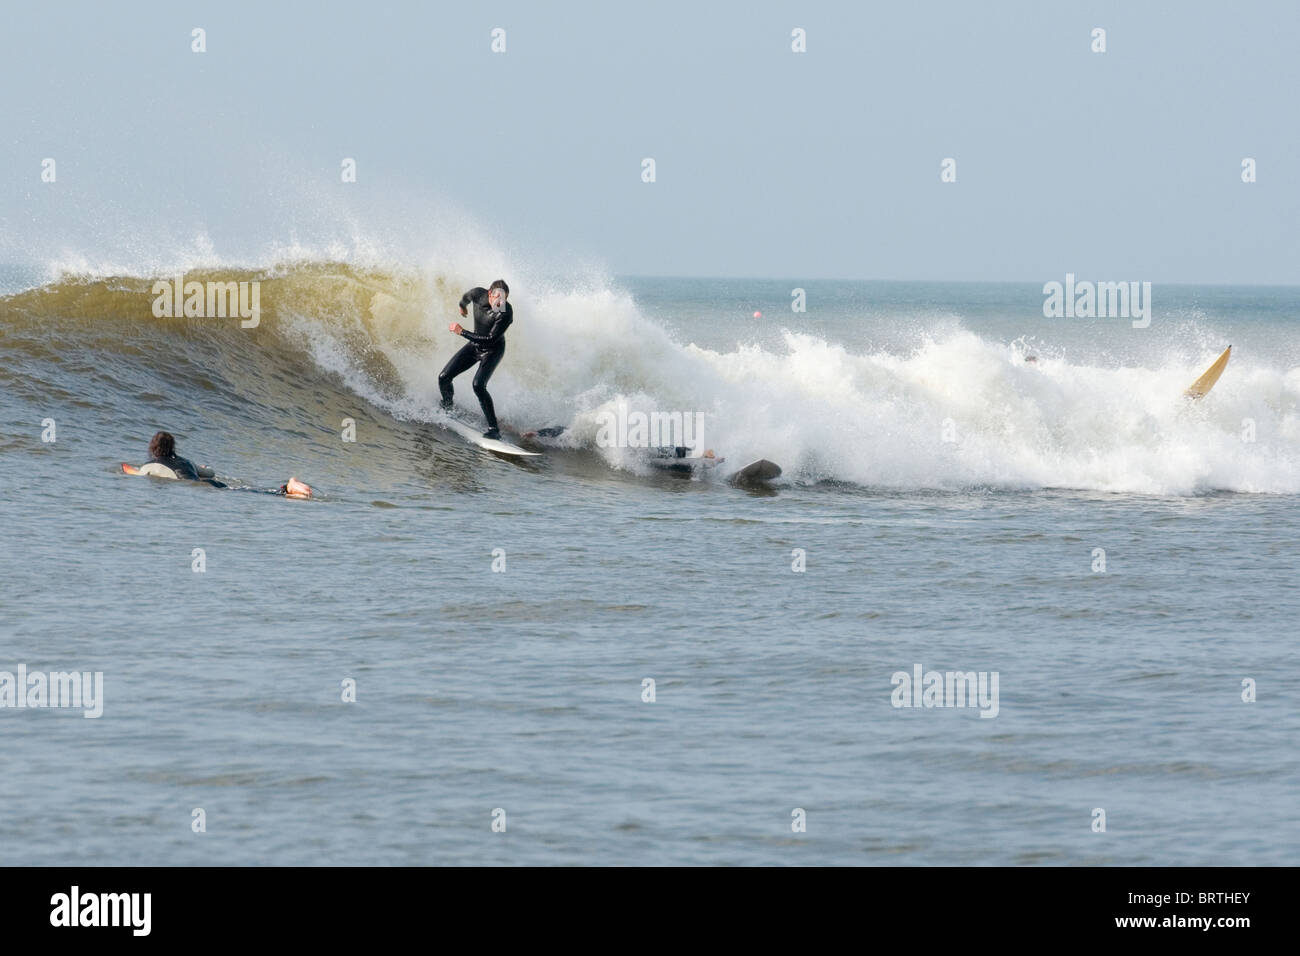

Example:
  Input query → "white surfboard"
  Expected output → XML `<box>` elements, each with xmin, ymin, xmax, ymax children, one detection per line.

<box><xmin>442</xmin><ymin>417</ymin><xmax>542</xmax><ymax>457</ymax></box>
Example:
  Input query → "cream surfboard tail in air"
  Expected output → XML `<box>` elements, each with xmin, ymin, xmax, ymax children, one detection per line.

<box><xmin>1184</xmin><ymin>346</ymin><xmax>1231</xmax><ymax>400</ymax></box>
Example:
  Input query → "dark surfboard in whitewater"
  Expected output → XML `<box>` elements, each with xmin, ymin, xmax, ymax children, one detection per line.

<box><xmin>730</xmin><ymin>459</ymin><xmax>782</xmax><ymax>483</ymax></box>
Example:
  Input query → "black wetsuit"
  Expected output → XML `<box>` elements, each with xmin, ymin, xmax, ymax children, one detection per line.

<box><xmin>439</xmin><ymin>287</ymin><xmax>513</xmax><ymax>432</ymax></box>
<box><xmin>146</xmin><ymin>455</ymin><xmax>226</xmax><ymax>488</ymax></box>
<box><xmin>147</xmin><ymin>454</ymin><xmax>200</xmax><ymax>479</ymax></box>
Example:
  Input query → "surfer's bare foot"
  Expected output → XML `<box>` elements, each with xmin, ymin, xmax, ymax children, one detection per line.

<box><xmin>284</xmin><ymin>477</ymin><xmax>313</xmax><ymax>499</ymax></box>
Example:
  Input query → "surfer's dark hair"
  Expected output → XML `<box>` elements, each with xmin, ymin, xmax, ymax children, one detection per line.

<box><xmin>489</xmin><ymin>279</ymin><xmax>509</xmax><ymax>295</ymax></box>
<box><xmin>149</xmin><ymin>431</ymin><xmax>175</xmax><ymax>459</ymax></box>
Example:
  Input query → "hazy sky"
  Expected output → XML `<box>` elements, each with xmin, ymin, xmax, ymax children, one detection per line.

<box><xmin>2</xmin><ymin>0</ymin><xmax>1297</xmax><ymax>282</ymax></box>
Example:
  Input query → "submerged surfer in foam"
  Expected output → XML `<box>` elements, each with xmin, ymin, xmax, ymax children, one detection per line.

<box><xmin>440</xmin><ymin>279</ymin><xmax>512</xmax><ymax>440</ymax></box>
<box><xmin>123</xmin><ymin>431</ymin><xmax>313</xmax><ymax>498</ymax></box>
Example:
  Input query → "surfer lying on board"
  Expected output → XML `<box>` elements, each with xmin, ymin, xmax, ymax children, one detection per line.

<box><xmin>138</xmin><ymin>431</ymin><xmax>223</xmax><ymax>485</ymax></box>
<box><xmin>440</xmin><ymin>279</ymin><xmax>512</xmax><ymax>440</ymax></box>
<box><xmin>122</xmin><ymin>431</ymin><xmax>314</xmax><ymax>498</ymax></box>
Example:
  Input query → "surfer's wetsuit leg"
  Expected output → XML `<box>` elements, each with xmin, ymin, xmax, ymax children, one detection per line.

<box><xmin>472</xmin><ymin>348</ymin><xmax>504</xmax><ymax>432</ymax></box>
<box><xmin>438</xmin><ymin>344</ymin><xmax>480</xmax><ymax>409</ymax></box>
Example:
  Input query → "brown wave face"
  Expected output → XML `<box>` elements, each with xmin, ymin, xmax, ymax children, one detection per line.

<box><xmin>0</xmin><ymin>262</ymin><xmax>467</xmax><ymax>486</ymax></box>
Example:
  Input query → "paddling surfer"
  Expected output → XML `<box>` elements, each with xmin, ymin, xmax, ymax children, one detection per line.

<box><xmin>128</xmin><ymin>431</ymin><xmax>313</xmax><ymax>498</ymax></box>
<box><xmin>141</xmin><ymin>431</ymin><xmax>223</xmax><ymax>485</ymax></box>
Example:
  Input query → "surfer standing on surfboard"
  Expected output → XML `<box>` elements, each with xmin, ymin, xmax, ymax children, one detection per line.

<box><xmin>440</xmin><ymin>280</ymin><xmax>512</xmax><ymax>440</ymax></box>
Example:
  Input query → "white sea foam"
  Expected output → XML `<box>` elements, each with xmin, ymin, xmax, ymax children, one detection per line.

<box><xmin>283</xmin><ymin>263</ymin><xmax>1300</xmax><ymax>494</ymax></box>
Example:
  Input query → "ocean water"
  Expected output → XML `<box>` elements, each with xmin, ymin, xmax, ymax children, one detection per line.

<box><xmin>1</xmin><ymin>265</ymin><xmax>1297</xmax><ymax>865</ymax></box>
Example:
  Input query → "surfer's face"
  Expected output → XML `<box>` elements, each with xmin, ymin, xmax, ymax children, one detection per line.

<box><xmin>489</xmin><ymin>288</ymin><xmax>507</xmax><ymax>310</ymax></box>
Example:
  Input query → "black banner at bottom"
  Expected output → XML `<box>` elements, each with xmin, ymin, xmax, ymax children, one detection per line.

<box><xmin>0</xmin><ymin>866</ymin><xmax>1279</xmax><ymax>942</ymax></box>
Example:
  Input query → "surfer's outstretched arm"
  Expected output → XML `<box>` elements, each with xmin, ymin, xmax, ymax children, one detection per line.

<box><xmin>455</xmin><ymin>306</ymin><xmax>513</xmax><ymax>349</ymax></box>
